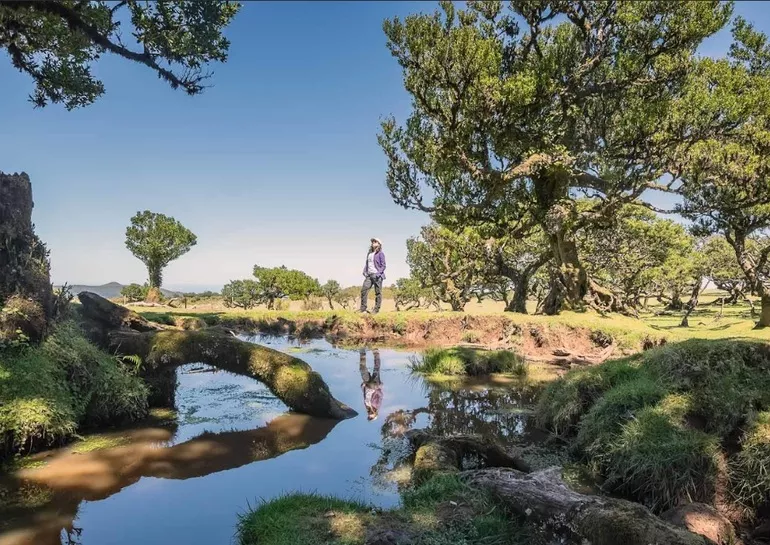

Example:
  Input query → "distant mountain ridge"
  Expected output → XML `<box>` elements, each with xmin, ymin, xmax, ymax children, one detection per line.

<box><xmin>63</xmin><ymin>282</ymin><xmax>182</xmax><ymax>300</ymax></box>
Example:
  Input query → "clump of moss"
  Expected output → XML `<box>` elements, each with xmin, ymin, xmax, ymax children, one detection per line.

<box><xmin>0</xmin><ymin>320</ymin><xmax>148</xmax><ymax>457</ymax></box>
<box><xmin>411</xmin><ymin>347</ymin><xmax>527</xmax><ymax>378</ymax></box>
<box><xmin>536</xmin><ymin>339</ymin><xmax>770</xmax><ymax>515</ymax></box>
<box><xmin>237</xmin><ymin>474</ymin><xmax>543</xmax><ymax>545</ymax></box>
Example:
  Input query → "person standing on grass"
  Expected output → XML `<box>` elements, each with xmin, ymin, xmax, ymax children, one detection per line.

<box><xmin>359</xmin><ymin>348</ymin><xmax>383</xmax><ymax>421</ymax></box>
<box><xmin>360</xmin><ymin>237</ymin><xmax>386</xmax><ymax>314</ymax></box>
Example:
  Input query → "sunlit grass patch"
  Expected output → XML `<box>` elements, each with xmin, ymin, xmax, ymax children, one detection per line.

<box><xmin>411</xmin><ymin>347</ymin><xmax>527</xmax><ymax>378</ymax></box>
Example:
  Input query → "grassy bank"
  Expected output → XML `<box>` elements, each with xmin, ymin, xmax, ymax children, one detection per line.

<box><xmin>237</xmin><ymin>473</ymin><xmax>543</xmax><ymax>545</ymax></box>
<box><xmin>0</xmin><ymin>320</ymin><xmax>148</xmax><ymax>458</ymax></box>
<box><xmin>536</xmin><ymin>339</ymin><xmax>770</xmax><ymax>516</ymax></box>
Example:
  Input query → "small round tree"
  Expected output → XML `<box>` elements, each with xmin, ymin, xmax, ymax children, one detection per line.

<box><xmin>125</xmin><ymin>211</ymin><xmax>197</xmax><ymax>291</ymax></box>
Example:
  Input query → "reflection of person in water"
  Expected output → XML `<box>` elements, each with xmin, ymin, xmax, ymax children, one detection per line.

<box><xmin>359</xmin><ymin>348</ymin><xmax>383</xmax><ymax>421</ymax></box>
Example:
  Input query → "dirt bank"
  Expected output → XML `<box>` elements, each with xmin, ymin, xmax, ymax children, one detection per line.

<box><xmin>206</xmin><ymin>311</ymin><xmax>668</xmax><ymax>364</ymax></box>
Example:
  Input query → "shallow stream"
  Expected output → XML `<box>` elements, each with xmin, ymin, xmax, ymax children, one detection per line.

<box><xmin>0</xmin><ymin>336</ymin><xmax>546</xmax><ymax>545</ymax></box>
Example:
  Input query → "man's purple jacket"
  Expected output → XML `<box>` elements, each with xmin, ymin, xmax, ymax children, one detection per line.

<box><xmin>363</xmin><ymin>250</ymin><xmax>386</xmax><ymax>279</ymax></box>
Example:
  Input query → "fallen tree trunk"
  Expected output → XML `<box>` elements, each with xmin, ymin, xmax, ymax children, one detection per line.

<box><xmin>77</xmin><ymin>291</ymin><xmax>356</xmax><ymax>420</ymax></box>
<box><xmin>464</xmin><ymin>467</ymin><xmax>714</xmax><ymax>545</ymax></box>
<box><xmin>109</xmin><ymin>328</ymin><xmax>357</xmax><ymax>420</ymax></box>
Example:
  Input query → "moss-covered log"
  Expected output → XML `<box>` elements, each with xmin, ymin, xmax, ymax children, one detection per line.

<box><xmin>109</xmin><ymin>328</ymin><xmax>357</xmax><ymax>420</ymax></box>
<box><xmin>406</xmin><ymin>430</ymin><xmax>531</xmax><ymax>484</ymax></box>
<box><xmin>464</xmin><ymin>467</ymin><xmax>714</xmax><ymax>545</ymax></box>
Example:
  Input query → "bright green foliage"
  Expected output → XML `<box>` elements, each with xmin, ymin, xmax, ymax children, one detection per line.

<box><xmin>320</xmin><ymin>280</ymin><xmax>341</xmax><ymax>310</ymax></box>
<box><xmin>222</xmin><ymin>279</ymin><xmax>261</xmax><ymax>310</ymax></box>
<box><xmin>252</xmin><ymin>266</ymin><xmax>320</xmax><ymax>310</ymax></box>
<box><xmin>412</xmin><ymin>347</ymin><xmax>527</xmax><ymax>378</ymax></box>
<box><xmin>120</xmin><ymin>283</ymin><xmax>149</xmax><ymax>303</ymax></box>
<box><xmin>477</xmin><ymin>227</ymin><xmax>551</xmax><ymax>313</ymax></box>
<box><xmin>0</xmin><ymin>320</ymin><xmax>147</xmax><ymax>456</ymax></box>
<box><xmin>125</xmin><ymin>210</ymin><xmax>197</xmax><ymax>289</ymax></box>
<box><xmin>0</xmin><ymin>0</ymin><xmax>240</xmax><ymax>109</ymax></box>
<box><xmin>333</xmin><ymin>286</ymin><xmax>360</xmax><ymax>310</ymax></box>
<box><xmin>380</xmin><ymin>1</ymin><xmax>732</xmax><ymax>312</ymax></box>
<box><xmin>674</xmin><ymin>17</ymin><xmax>770</xmax><ymax>324</ymax></box>
<box><xmin>701</xmin><ymin>236</ymin><xmax>750</xmax><ymax>303</ymax></box>
<box><xmin>407</xmin><ymin>224</ymin><xmax>487</xmax><ymax>311</ymax></box>
<box><xmin>537</xmin><ymin>339</ymin><xmax>770</xmax><ymax>513</ymax></box>
<box><xmin>578</xmin><ymin>205</ymin><xmax>695</xmax><ymax>310</ymax></box>
<box><xmin>393</xmin><ymin>276</ymin><xmax>439</xmax><ymax>311</ymax></box>
<box><xmin>237</xmin><ymin>474</ymin><xmax>540</xmax><ymax>545</ymax></box>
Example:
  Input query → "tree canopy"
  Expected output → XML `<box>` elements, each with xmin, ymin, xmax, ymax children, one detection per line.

<box><xmin>0</xmin><ymin>0</ymin><xmax>240</xmax><ymax>109</ymax></box>
<box><xmin>407</xmin><ymin>223</ymin><xmax>488</xmax><ymax>311</ymax></box>
<box><xmin>125</xmin><ymin>210</ymin><xmax>197</xmax><ymax>289</ymax></box>
<box><xmin>251</xmin><ymin>266</ymin><xmax>320</xmax><ymax>310</ymax></box>
<box><xmin>379</xmin><ymin>0</ymin><xmax>737</xmax><ymax>314</ymax></box>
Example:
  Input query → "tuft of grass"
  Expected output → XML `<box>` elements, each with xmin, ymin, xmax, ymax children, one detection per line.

<box><xmin>730</xmin><ymin>411</ymin><xmax>770</xmax><ymax>516</ymax></box>
<box><xmin>237</xmin><ymin>493</ymin><xmax>371</xmax><ymax>545</ymax></box>
<box><xmin>461</xmin><ymin>331</ymin><xmax>481</xmax><ymax>343</ymax></box>
<box><xmin>140</xmin><ymin>312</ymin><xmax>175</xmax><ymax>325</ymax></box>
<box><xmin>601</xmin><ymin>397</ymin><xmax>720</xmax><ymax>512</ymax></box>
<box><xmin>411</xmin><ymin>347</ymin><xmax>527</xmax><ymax>378</ymax></box>
<box><xmin>237</xmin><ymin>474</ymin><xmax>542</xmax><ymax>545</ymax></box>
<box><xmin>536</xmin><ymin>355</ymin><xmax>643</xmax><ymax>434</ymax></box>
<box><xmin>538</xmin><ymin>339</ymin><xmax>770</xmax><ymax>515</ymax></box>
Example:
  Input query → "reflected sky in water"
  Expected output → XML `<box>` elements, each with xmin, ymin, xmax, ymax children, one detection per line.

<box><xmin>0</xmin><ymin>336</ymin><xmax>543</xmax><ymax>545</ymax></box>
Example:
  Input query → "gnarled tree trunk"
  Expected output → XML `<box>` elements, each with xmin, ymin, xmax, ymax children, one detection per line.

<box><xmin>464</xmin><ymin>467</ymin><xmax>714</xmax><ymax>545</ymax></box>
<box><xmin>78</xmin><ymin>292</ymin><xmax>356</xmax><ymax>420</ymax></box>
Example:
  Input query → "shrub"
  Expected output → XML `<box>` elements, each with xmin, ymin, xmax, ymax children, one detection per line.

<box><xmin>301</xmin><ymin>297</ymin><xmax>324</xmax><ymax>311</ymax></box>
<box><xmin>411</xmin><ymin>347</ymin><xmax>527</xmax><ymax>378</ymax></box>
<box><xmin>0</xmin><ymin>295</ymin><xmax>46</xmax><ymax>346</ymax></box>
<box><xmin>274</xmin><ymin>298</ymin><xmax>290</xmax><ymax>311</ymax></box>
<box><xmin>120</xmin><ymin>283</ymin><xmax>148</xmax><ymax>303</ymax></box>
<box><xmin>462</xmin><ymin>330</ymin><xmax>480</xmax><ymax>343</ymax></box>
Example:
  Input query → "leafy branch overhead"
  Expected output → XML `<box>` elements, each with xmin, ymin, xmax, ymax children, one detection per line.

<box><xmin>0</xmin><ymin>0</ymin><xmax>240</xmax><ymax>109</ymax></box>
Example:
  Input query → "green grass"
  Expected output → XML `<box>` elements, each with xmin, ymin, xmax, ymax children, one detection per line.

<box><xmin>536</xmin><ymin>339</ymin><xmax>770</xmax><ymax>515</ymax></box>
<box><xmin>730</xmin><ymin>411</ymin><xmax>770</xmax><ymax>516</ymax></box>
<box><xmin>237</xmin><ymin>474</ymin><xmax>543</xmax><ymax>545</ymax></box>
<box><xmin>0</xmin><ymin>320</ymin><xmax>148</xmax><ymax>458</ymax></box>
<box><xmin>411</xmin><ymin>347</ymin><xmax>528</xmax><ymax>378</ymax></box>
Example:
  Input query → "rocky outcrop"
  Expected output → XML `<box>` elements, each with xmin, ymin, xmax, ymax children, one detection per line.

<box><xmin>0</xmin><ymin>172</ymin><xmax>54</xmax><ymax>342</ymax></box>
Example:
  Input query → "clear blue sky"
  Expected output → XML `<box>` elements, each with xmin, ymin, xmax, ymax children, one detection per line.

<box><xmin>1</xmin><ymin>1</ymin><xmax>768</xmax><ymax>292</ymax></box>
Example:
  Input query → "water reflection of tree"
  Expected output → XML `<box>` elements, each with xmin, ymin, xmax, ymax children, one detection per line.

<box><xmin>370</xmin><ymin>378</ymin><xmax>543</xmax><ymax>492</ymax></box>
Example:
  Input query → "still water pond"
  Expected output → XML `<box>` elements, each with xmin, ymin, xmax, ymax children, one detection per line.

<box><xmin>0</xmin><ymin>336</ymin><xmax>543</xmax><ymax>545</ymax></box>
